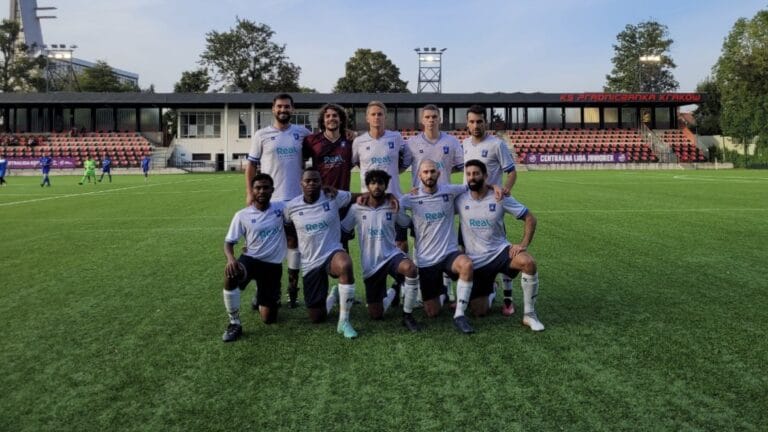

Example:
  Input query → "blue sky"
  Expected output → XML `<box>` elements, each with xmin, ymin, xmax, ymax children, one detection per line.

<box><xmin>5</xmin><ymin>0</ymin><xmax>766</xmax><ymax>93</ymax></box>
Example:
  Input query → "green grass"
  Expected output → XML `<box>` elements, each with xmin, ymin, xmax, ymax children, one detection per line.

<box><xmin>1</xmin><ymin>170</ymin><xmax>767</xmax><ymax>431</ymax></box>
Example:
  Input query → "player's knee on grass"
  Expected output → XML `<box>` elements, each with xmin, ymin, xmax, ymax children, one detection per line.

<box><xmin>368</xmin><ymin>303</ymin><xmax>384</xmax><ymax>320</ymax></box>
<box><xmin>470</xmin><ymin>297</ymin><xmax>490</xmax><ymax>317</ymax></box>
<box><xmin>308</xmin><ymin>307</ymin><xmax>327</xmax><ymax>324</ymax></box>
<box><xmin>260</xmin><ymin>307</ymin><xmax>278</xmax><ymax>324</ymax></box>
<box><xmin>424</xmin><ymin>299</ymin><xmax>441</xmax><ymax>318</ymax></box>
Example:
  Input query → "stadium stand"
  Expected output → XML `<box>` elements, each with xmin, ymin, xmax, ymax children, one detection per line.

<box><xmin>0</xmin><ymin>132</ymin><xmax>153</xmax><ymax>167</ymax></box>
<box><xmin>661</xmin><ymin>129</ymin><xmax>706</xmax><ymax>162</ymax></box>
<box><xmin>505</xmin><ymin>128</ymin><xmax>659</xmax><ymax>163</ymax></box>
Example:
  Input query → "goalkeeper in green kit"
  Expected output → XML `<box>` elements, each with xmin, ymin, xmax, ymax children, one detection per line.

<box><xmin>79</xmin><ymin>155</ymin><xmax>97</xmax><ymax>185</ymax></box>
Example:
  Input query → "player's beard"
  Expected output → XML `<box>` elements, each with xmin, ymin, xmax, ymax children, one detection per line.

<box><xmin>276</xmin><ymin>112</ymin><xmax>291</xmax><ymax>125</ymax></box>
<box><xmin>468</xmin><ymin>179</ymin><xmax>484</xmax><ymax>191</ymax></box>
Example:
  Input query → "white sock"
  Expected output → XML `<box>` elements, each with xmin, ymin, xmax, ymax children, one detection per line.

<box><xmin>453</xmin><ymin>279</ymin><xmax>472</xmax><ymax>318</ymax></box>
<box><xmin>223</xmin><ymin>289</ymin><xmax>241</xmax><ymax>325</ymax></box>
<box><xmin>521</xmin><ymin>272</ymin><xmax>539</xmax><ymax>315</ymax></box>
<box><xmin>488</xmin><ymin>291</ymin><xmax>496</xmax><ymax>308</ymax></box>
<box><xmin>326</xmin><ymin>285</ymin><xmax>338</xmax><ymax>314</ymax></box>
<box><xmin>383</xmin><ymin>288</ymin><xmax>396</xmax><ymax>313</ymax></box>
<box><xmin>443</xmin><ymin>274</ymin><xmax>455</xmax><ymax>301</ymax></box>
<box><xmin>287</xmin><ymin>248</ymin><xmax>301</xmax><ymax>271</ymax></box>
<box><xmin>338</xmin><ymin>284</ymin><xmax>355</xmax><ymax>322</ymax></box>
<box><xmin>403</xmin><ymin>276</ymin><xmax>419</xmax><ymax>314</ymax></box>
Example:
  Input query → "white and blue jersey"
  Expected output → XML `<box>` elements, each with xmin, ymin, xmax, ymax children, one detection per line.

<box><xmin>400</xmin><ymin>184</ymin><xmax>467</xmax><ymax>267</ymax></box>
<box><xmin>341</xmin><ymin>202</ymin><xmax>411</xmax><ymax>278</ymax></box>
<box><xmin>225</xmin><ymin>202</ymin><xmax>288</xmax><ymax>264</ymax></box>
<box><xmin>284</xmin><ymin>191</ymin><xmax>352</xmax><ymax>272</ymax></box>
<box><xmin>248</xmin><ymin>124</ymin><xmax>311</xmax><ymax>201</ymax></box>
<box><xmin>461</xmin><ymin>135</ymin><xmax>515</xmax><ymax>187</ymax></box>
<box><xmin>455</xmin><ymin>190</ymin><xmax>528</xmax><ymax>268</ymax></box>
<box><xmin>406</xmin><ymin>132</ymin><xmax>464</xmax><ymax>187</ymax></box>
<box><xmin>352</xmin><ymin>130</ymin><xmax>413</xmax><ymax>197</ymax></box>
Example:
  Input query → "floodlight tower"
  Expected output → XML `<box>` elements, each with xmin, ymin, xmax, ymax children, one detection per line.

<box><xmin>414</xmin><ymin>47</ymin><xmax>446</xmax><ymax>93</ymax></box>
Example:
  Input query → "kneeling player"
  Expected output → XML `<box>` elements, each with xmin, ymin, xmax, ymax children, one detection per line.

<box><xmin>456</xmin><ymin>159</ymin><xmax>544</xmax><ymax>331</ymax></box>
<box><xmin>222</xmin><ymin>174</ymin><xmax>286</xmax><ymax>342</ymax></box>
<box><xmin>342</xmin><ymin>169</ymin><xmax>423</xmax><ymax>332</ymax></box>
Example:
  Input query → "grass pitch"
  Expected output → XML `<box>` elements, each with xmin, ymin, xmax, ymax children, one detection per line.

<box><xmin>1</xmin><ymin>170</ymin><xmax>767</xmax><ymax>431</ymax></box>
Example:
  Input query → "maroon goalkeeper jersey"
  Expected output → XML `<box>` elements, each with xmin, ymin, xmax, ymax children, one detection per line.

<box><xmin>303</xmin><ymin>132</ymin><xmax>353</xmax><ymax>190</ymax></box>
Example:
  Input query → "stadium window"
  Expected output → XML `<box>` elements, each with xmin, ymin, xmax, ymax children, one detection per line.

<box><xmin>290</xmin><ymin>112</ymin><xmax>313</xmax><ymax>131</ymax></box>
<box><xmin>604</xmin><ymin>108</ymin><xmax>619</xmax><ymax>129</ymax></box>
<box><xmin>655</xmin><ymin>107</ymin><xmax>671</xmax><ymax>129</ymax></box>
<box><xmin>583</xmin><ymin>107</ymin><xmax>599</xmax><ymax>129</ymax></box>
<box><xmin>354</xmin><ymin>109</ymin><xmax>367</xmax><ymax>132</ymax></box>
<box><xmin>192</xmin><ymin>153</ymin><xmax>211</xmax><ymax>161</ymax></box>
<box><xmin>238</xmin><ymin>111</ymin><xmax>252</xmax><ymax>138</ymax></box>
<box><xmin>95</xmin><ymin>108</ymin><xmax>114</xmax><ymax>132</ymax></box>
<box><xmin>140</xmin><ymin>108</ymin><xmax>160</xmax><ymax>132</ymax></box>
<box><xmin>397</xmin><ymin>108</ymin><xmax>416</xmax><ymax>130</ymax></box>
<box><xmin>74</xmin><ymin>108</ymin><xmax>92</xmax><ymax>131</ymax></box>
<box><xmin>621</xmin><ymin>107</ymin><xmax>637</xmax><ymax>129</ymax></box>
<box><xmin>117</xmin><ymin>108</ymin><xmax>136</xmax><ymax>132</ymax></box>
<box><xmin>527</xmin><ymin>108</ymin><xmax>543</xmax><ymax>129</ymax></box>
<box><xmin>453</xmin><ymin>107</ymin><xmax>468</xmax><ymax>130</ymax></box>
<box><xmin>180</xmin><ymin>111</ymin><xmax>221</xmax><ymax>138</ymax></box>
<box><xmin>509</xmin><ymin>107</ymin><xmax>524</xmax><ymax>129</ymax></box>
<box><xmin>547</xmin><ymin>107</ymin><xmax>564</xmax><ymax>129</ymax></box>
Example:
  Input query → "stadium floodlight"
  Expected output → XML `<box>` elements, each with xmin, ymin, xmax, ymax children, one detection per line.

<box><xmin>415</xmin><ymin>46</ymin><xmax>446</xmax><ymax>93</ymax></box>
<box><xmin>639</xmin><ymin>54</ymin><xmax>662</xmax><ymax>63</ymax></box>
<box><xmin>638</xmin><ymin>54</ymin><xmax>663</xmax><ymax>92</ymax></box>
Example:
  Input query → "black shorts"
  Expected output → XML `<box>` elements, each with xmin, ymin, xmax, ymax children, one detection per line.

<box><xmin>471</xmin><ymin>246</ymin><xmax>518</xmax><ymax>300</ymax></box>
<box><xmin>236</xmin><ymin>255</ymin><xmax>282</xmax><ymax>308</ymax></box>
<box><xmin>363</xmin><ymin>253</ymin><xmax>407</xmax><ymax>303</ymax></box>
<box><xmin>395</xmin><ymin>224</ymin><xmax>408</xmax><ymax>242</ymax></box>
<box><xmin>418</xmin><ymin>251</ymin><xmax>461</xmax><ymax>301</ymax></box>
<box><xmin>302</xmin><ymin>250</ymin><xmax>344</xmax><ymax>308</ymax></box>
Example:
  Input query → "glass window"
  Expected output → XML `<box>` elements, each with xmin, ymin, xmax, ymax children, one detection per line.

<box><xmin>583</xmin><ymin>107</ymin><xmax>599</xmax><ymax>128</ymax></box>
<box><xmin>239</xmin><ymin>111</ymin><xmax>252</xmax><ymax>138</ymax></box>
<box><xmin>527</xmin><ymin>108</ymin><xmax>543</xmax><ymax>129</ymax></box>
<box><xmin>140</xmin><ymin>108</ymin><xmax>160</xmax><ymax>132</ymax></box>
<box><xmin>453</xmin><ymin>107</ymin><xmax>468</xmax><ymax>130</ymax></box>
<box><xmin>180</xmin><ymin>111</ymin><xmax>221</xmax><ymax>138</ymax></box>
<box><xmin>508</xmin><ymin>107</ymin><xmax>524</xmax><ymax>130</ymax></box>
<box><xmin>95</xmin><ymin>108</ymin><xmax>114</xmax><ymax>132</ymax></box>
<box><xmin>655</xmin><ymin>107</ymin><xmax>671</xmax><ymax>129</ymax></box>
<box><xmin>74</xmin><ymin>108</ymin><xmax>92</xmax><ymax>131</ymax></box>
<box><xmin>396</xmin><ymin>108</ymin><xmax>416</xmax><ymax>131</ymax></box>
<box><xmin>621</xmin><ymin>107</ymin><xmax>637</xmax><ymax>129</ymax></box>
<box><xmin>604</xmin><ymin>108</ymin><xmax>619</xmax><ymax>128</ymax></box>
<box><xmin>192</xmin><ymin>153</ymin><xmax>211</xmax><ymax>161</ymax></box>
<box><xmin>546</xmin><ymin>107</ymin><xmax>562</xmax><ymax>129</ymax></box>
<box><xmin>15</xmin><ymin>108</ymin><xmax>27</xmax><ymax>132</ymax></box>
<box><xmin>117</xmin><ymin>108</ymin><xmax>136</xmax><ymax>132</ymax></box>
<box><xmin>290</xmin><ymin>112</ymin><xmax>313</xmax><ymax>130</ymax></box>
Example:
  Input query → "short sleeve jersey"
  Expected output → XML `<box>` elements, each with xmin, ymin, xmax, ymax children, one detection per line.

<box><xmin>141</xmin><ymin>157</ymin><xmax>151</xmax><ymax>171</ymax></box>
<box><xmin>461</xmin><ymin>135</ymin><xmax>515</xmax><ymax>187</ymax></box>
<box><xmin>248</xmin><ymin>124</ymin><xmax>311</xmax><ymax>201</ymax></box>
<box><xmin>303</xmin><ymin>132</ymin><xmax>353</xmax><ymax>190</ymax></box>
<box><xmin>225</xmin><ymin>202</ymin><xmax>288</xmax><ymax>264</ymax></box>
<box><xmin>84</xmin><ymin>159</ymin><xmax>96</xmax><ymax>171</ymax></box>
<box><xmin>352</xmin><ymin>130</ymin><xmax>413</xmax><ymax>197</ymax></box>
<box><xmin>455</xmin><ymin>190</ymin><xmax>528</xmax><ymax>267</ymax></box>
<box><xmin>0</xmin><ymin>158</ymin><xmax>7</xmax><ymax>176</ymax></box>
<box><xmin>284</xmin><ymin>191</ymin><xmax>352</xmax><ymax>272</ymax></box>
<box><xmin>102</xmin><ymin>158</ymin><xmax>112</xmax><ymax>171</ymax></box>
<box><xmin>341</xmin><ymin>203</ymin><xmax>411</xmax><ymax>278</ymax></box>
<box><xmin>400</xmin><ymin>184</ymin><xmax>467</xmax><ymax>267</ymax></box>
<box><xmin>40</xmin><ymin>156</ymin><xmax>52</xmax><ymax>173</ymax></box>
<box><xmin>406</xmin><ymin>132</ymin><xmax>464</xmax><ymax>187</ymax></box>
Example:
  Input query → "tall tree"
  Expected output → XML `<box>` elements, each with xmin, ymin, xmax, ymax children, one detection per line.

<box><xmin>0</xmin><ymin>19</ymin><xmax>45</xmax><ymax>92</ymax></box>
<box><xmin>199</xmin><ymin>18</ymin><xmax>301</xmax><ymax>92</ymax></box>
<box><xmin>334</xmin><ymin>49</ymin><xmax>409</xmax><ymax>93</ymax></box>
<box><xmin>714</xmin><ymin>9</ymin><xmax>768</xmax><ymax>156</ymax></box>
<box><xmin>78</xmin><ymin>60</ymin><xmax>137</xmax><ymax>92</ymax></box>
<box><xmin>174</xmin><ymin>69</ymin><xmax>210</xmax><ymax>93</ymax></box>
<box><xmin>604</xmin><ymin>21</ymin><xmax>679</xmax><ymax>92</ymax></box>
<box><xmin>693</xmin><ymin>77</ymin><xmax>722</xmax><ymax>135</ymax></box>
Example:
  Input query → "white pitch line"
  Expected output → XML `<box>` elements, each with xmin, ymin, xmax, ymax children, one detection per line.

<box><xmin>0</xmin><ymin>178</ymin><xmax>213</xmax><ymax>207</ymax></box>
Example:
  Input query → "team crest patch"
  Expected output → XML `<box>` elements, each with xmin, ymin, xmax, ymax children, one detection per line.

<box><xmin>293</xmin><ymin>132</ymin><xmax>300</xmax><ymax>140</ymax></box>
<box><xmin>443</xmin><ymin>146</ymin><xmax>449</xmax><ymax>154</ymax></box>
<box><xmin>366</xmin><ymin>146</ymin><xmax>370</xmax><ymax>151</ymax></box>
<box><xmin>481</xmin><ymin>149</ymin><xmax>488</xmax><ymax>157</ymax></box>
<box><xmin>419</xmin><ymin>149</ymin><xmax>424</xmax><ymax>153</ymax></box>
<box><xmin>464</xmin><ymin>205</ymin><xmax>470</xmax><ymax>210</ymax></box>
<box><xmin>388</xmin><ymin>141</ymin><xmax>395</xmax><ymax>149</ymax></box>
<box><xmin>273</xmin><ymin>209</ymin><xmax>283</xmax><ymax>217</ymax></box>
<box><xmin>251</xmin><ymin>218</ymin><xmax>257</xmax><ymax>224</ymax></box>
<box><xmin>362</xmin><ymin>215</ymin><xmax>367</xmax><ymax>220</ymax></box>
<box><xmin>323</xmin><ymin>202</ymin><xmax>330</xmax><ymax>211</ymax></box>
<box><xmin>442</xmin><ymin>195</ymin><xmax>449</xmax><ymax>202</ymax></box>
<box><xmin>386</xmin><ymin>212</ymin><xmax>392</xmax><ymax>220</ymax></box>
<box><xmin>418</xmin><ymin>200</ymin><xmax>423</xmax><ymax>205</ymax></box>
<box><xmin>489</xmin><ymin>203</ymin><xmax>496</xmax><ymax>212</ymax></box>
<box><xmin>299</xmin><ymin>211</ymin><xmax>304</xmax><ymax>216</ymax></box>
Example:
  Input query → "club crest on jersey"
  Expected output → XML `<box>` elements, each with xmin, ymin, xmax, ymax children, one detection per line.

<box><xmin>366</xmin><ymin>146</ymin><xmax>370</xmax><ymax>151</ymax></box>
<box><xmin>419</xmin><ymin>149</ymin><xmax>424</xmax><ymax>153</ymax></box>
<box><xmin>273</xmin><ymin>209</ymin><xmax>283</xmax><ymax>217</ymax></box>
<box><xmin>481</xmin><ymin>149</ymin><xmax>488</xmax><ymax>157</ymax></box>
<box><xmin>386</xmin><ymin>212</ymin><xmax>392</xmax><ymax>220</ymax></box>
<box><xmin>251</xmin><ymin>218</ymin><xmax>257</xmax><ymax>224</ymax></box>
<box><xmin>293</xmin><ymin>132</ymin><xmax>300</xmax><ymax>140</ymax></box>
<box><xmin>388</xmin><ymin>141</ymin><xmax>394</xmax><ymax>149</ymax></box>
<box><xmin>464</xmin><ymin>205</ymin><xmax>470</xmax><ymax>210</ymax></box>
<box><xmin>323</xmin><ymin>202</ymin><xmax>330</xmax><ymax>211</ymax></box>
<box><xmin>442</xmin><ymin>195</ymin><xmax>449</xmax><ymax>202</ymax></box>
<box><xmin>489</xmin><ymin>203</ymin><xmax>496</xmax><ymax>212</ymax></box>
<box><xmin>299</xmin><ymin>211</ymin><xmax>304</xmax><ymax>216</ymax></box>
<box><xmin>443</xmin><ymin>146</ymin><xmax>449</xmax><ymax>154</ymax></box>
<box><xmin>362</xmin><ymin>215</ymin><xmax>367</xmax><ymax>220</ymax></box>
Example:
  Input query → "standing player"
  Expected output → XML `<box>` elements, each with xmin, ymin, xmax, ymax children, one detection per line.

<box><xmin>38</xmin><ymin>153</ymin><xmax>52</xmax><ymax>187</ymax></box>
<box><xmin>303</xmin><ymin>103</ymin><xmax>354</xmax><ymax>191</ymax></box>
<box><xmin>222</xmin><ymin>173</ymin><xmax>287</xmax><ymax>342</ymax></box>
<box><xmin>463</xmin><ymin>104</ymin><xmax>518</xmax><ymax>314</ymax></box>
<box><xmin>98</xmin><ymin>154</ymin><xmax>112</xmax><ymax>183</ymax></box>
<box><xmin>456</xmin><ymin>160</ymin><xmax>544</xmax><ymax>331</ymax></box>
<box><xmin>284</xmin><ymin>168</ymin><xmax>359</xmax><ymax>339</ymax></box>
<box><xmin>400</xmin><ymin>159</ymin><xmax>476</xmax><ymax>334</ymax></box>
<box><xmin>79</xmin><ymin>155</ymin><xmax>97</xmax><ymax>185</ymax></box>
<box><xmin>247</xmin><ymin>93</ymin><xmax>311</xmax><ymax>309</ymax></box>
<box><xmin>0</xmin><ymin>152</ymin><xmax>8</xmax><ymax>186</ymax></box>
<box><xmin>341</xmin><ymin>169</ymin><xmax>423</xmax><ymax>332</ymax></box>
<box><xmin>141</xmin><ymin>155</ymin><xmax>151</xmax><ymax>182</ymax></box>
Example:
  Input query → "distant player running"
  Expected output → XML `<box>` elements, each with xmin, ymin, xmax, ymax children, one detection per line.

<box><xmin>141</xmin><ymin>155</ymin><xmax>151</xmax><ymax>181</ymax></box>
<box><xmin>79</xmin><ymin>155</ymin><xmax>97</xmax><ymax>185</ymax></box>
<box><xmin>456</xmin><ymin>159</ymin><xmax>544</xmax><ymax>331</ymax></box>
<box><xmin>341</xmin><ymin>169</ymin><xmax>423</xmax><ymax>332</ymax></box>
<box><xmin>98</xmin><ymin>155</ymin><xmax>112</xmax><ymax>183</ymax></box>
<box><xmin>222</xmin><ymin>173</ymin><xmax>287</xmax><ymax>342</ymax></box>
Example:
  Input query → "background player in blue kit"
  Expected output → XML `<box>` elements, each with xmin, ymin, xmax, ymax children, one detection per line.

<box><xmin>38</xmin><ymin>153</ymin><xmax>53</xmax><ymax>187</ymax></box>
<box><xmin>99</xmin><ymin>154</ymin><xmax>113</xmax><ymax>183</ymax></box>
<box><xmin>141</xmin><ymin>155</ymin><xmax>151</xmax><ymax>181</ymax></box>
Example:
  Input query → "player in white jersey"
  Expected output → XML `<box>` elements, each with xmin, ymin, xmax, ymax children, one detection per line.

<box><xmin>463</xmin><ymin>104</ymin><xmax>519</xmax><ymax>311</ymax></box>
<box><xmin>400</xmin><ymin>159</ymin><xmax>476</xmax><ymax>334</ymax></box>
<box><xmin>341</xmin><ymin>169</ymin><xmax>423</xmax><ymax>332</ymax></box>
<box><xmin>222</xmin><ymin>174</ymin><xmax>287</xmax><ymax>342</ymax></box>
<box><xmin>245</xmin><ymin>93</ymin><xmax>310</xmax><ymax>309</ymax></box>
<box><xmin>456</xmin><ymin>160</ymin><xmax>544</xmax><ymax>331</ymax></box>
<box><xmin>284</xmin><ymin>168</ymin><xmax>360</xmax><ymax>339</ymax></box>
<box><xmin>407</xmin><ymin>104</ymin><xmax>464</xmax><ymax>188</ymax></box>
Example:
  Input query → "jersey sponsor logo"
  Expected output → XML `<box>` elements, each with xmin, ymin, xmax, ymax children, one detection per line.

<box><xmin>388</xmin><ymin>141</ymin><xmax>395</xmax><ymax>149</ymax></box>
<box><xmin>443</xmin><ymin>146</ymin><xmax>449</xmax><ymax>154</ymax></box>
<box><xmin>469</xmin><ymin>218</ymin><xmax>493</xmax><ymax>228</ymax></box>
<box><xmin>370</xmin><ymin>156</ymin><xmax>393</xmax><ymax>165</ymax></box>
<box><xmin>367</xmin><ymin>227</ymin><xmax>385</xmax><ymax>237</ymax></box>
<box><xmin>425</xmin><ymin>210</ymin><xmax>446</xmax><ymax>221</ymax></box>
<box><xmin>322</xmin><ymin>155</ymin><xmax>344</xmax><ymax>165</ymax></box>
<box><xmin>276</xmin><ymin>147</ymin><xmax>300</xmax><ymax>158</ymax></box>
<box><xmin>256</xmin><ymin>227</ymin><xmax>281</xmax><ymax>240</ymax></box>
<box><xmin>489</xmin><ymin>203</ymin><xmax>496</xmax><ymax>212</ymax></box>
<box><xmin>322</xmin><ymin>202</ymin><xmax>331</xmax><ymax>211</ymax></box>
<box><xmin>305</xmin><ymin>221</ymin><xmax>329</xmax><ymax>233</ymax></box>
<box><xmin>482</xmin><ymin>149</ymin><xmax>489</xmax><ymax>157</ymax></box>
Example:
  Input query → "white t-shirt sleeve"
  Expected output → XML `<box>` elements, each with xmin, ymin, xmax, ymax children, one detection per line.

<box><xmin>446</xmin><ymin>184</ymin><xmax>469</xmax><ymax>196</ymax></box>
<box><xmin>498</xmin><ymin>139</ymin><xmax>515</xmax><ymax>172</ymax></box>
<box><xmin>395</xmin><ymin>208</ymin><xmax>411</xmax><ymax>228</ymax></box>
<box><xmin>502</xmin><ymin>196</ymin><xmax>528</xmax><ymax>219</ymax></box>
<box><xmin>224</xmin><ymin>213</ymin><xmax>244</xmax><ymax>244</ymax></box>
<box><xmin>335</xmin><ymin>190</ymin><xmax>352</xmax><ymax>208</ymax></box>
<box><xmin>340</xmin><ymin>205</ymin><xmax>357</xmax><ymax>233</ymax></box>
<box><xmin>247</xmin><ymin>131</ymin><xmax>263</xmax><ymax>163</ymax></box>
